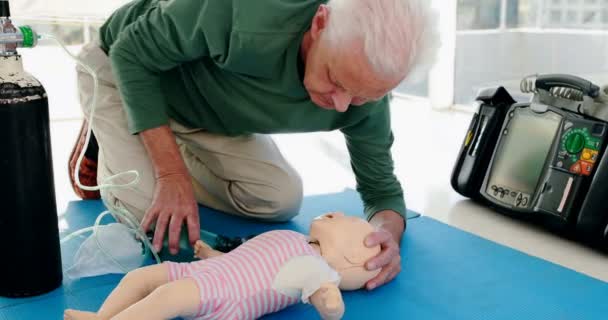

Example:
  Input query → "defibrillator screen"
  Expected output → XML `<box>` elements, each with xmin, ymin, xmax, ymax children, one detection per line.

<box><xmin>487</xmin><ymin>107</ymin><xmax>562</xmax><ymax>201</ymax></box>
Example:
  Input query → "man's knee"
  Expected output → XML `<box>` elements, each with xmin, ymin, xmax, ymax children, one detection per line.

<box><xmin>230</xmin><ymin>172</ymin><xmax>303</xmax><ymax>222</ymax></box>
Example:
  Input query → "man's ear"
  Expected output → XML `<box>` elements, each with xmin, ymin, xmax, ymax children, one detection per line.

<box><xmin>310</xmin><ymin>4</ymin><xmax>330</xmax><ymax>41</ymax></box>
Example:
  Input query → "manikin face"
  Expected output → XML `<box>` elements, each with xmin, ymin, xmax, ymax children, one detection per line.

<box><xmin>309</xmin><ymin>212</ymin><xmax>381</xmax><ymax>290</ymax></box>
<box><xmin>301</xmin><ymin>5</ymin><xmax>403</xmax><ymax>113</ymax></box>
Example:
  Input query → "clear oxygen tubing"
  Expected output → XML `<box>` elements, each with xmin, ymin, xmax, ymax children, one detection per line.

<box><xmin>38</xmin><ymin>33</ymin><xmax>162</xmax><ymax>271</ymax></box>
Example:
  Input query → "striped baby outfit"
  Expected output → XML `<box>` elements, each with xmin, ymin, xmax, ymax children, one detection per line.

<box><xmin>166</xmin><ymin>230</ymin><xmax>340</xmax><ymax>320</ymax></box>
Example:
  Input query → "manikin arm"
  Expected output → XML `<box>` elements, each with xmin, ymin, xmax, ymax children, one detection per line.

<box><xmin>310</xmin><ymin>283</ymin><xmax>345</xmax><ymax>320</ymax></box>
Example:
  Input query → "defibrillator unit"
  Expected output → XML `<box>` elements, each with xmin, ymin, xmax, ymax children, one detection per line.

<box><xmin>451</xmin><ymin>74</ymin><xmax>608</xmax><ymax>249</ymax></box>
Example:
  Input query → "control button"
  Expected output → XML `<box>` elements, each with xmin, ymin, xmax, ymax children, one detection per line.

<box><xmin>570</xmin><ymin>162</ymin><xmax>582</xmax><ymax>174</ymax></box>
<box><xmin>582</xmin><ymin>148</ymin><xmax>598</xmax><ymax>163</ymax></box>
<box><xmin>581</xmin><ymin>161</ymin><xmax>594</xmax><ymax>176</ymax></box>
<box><xmin>566</xmin><ymin>133</ymin><xmax>586</xmax><ymax>154</ymax></box>
<box><xmin>491</xmin><ymin>185</ymin><xmax>498</xmax><ymax>191</ymax></box>
<box><xmin>557</xmin><ymin>161</ymin><xmax>564</xmax><ymax>168</ymax></box>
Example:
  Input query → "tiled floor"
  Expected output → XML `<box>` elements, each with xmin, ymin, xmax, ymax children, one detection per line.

<box><xmin>25</xmin><ymin>45</ymin><xmax>608</xmax><ymax>285</ymax></box>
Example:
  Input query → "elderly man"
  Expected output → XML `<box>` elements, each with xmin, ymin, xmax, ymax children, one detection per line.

<box><xmin>70</xmin><ymin>0</ymin><xmax>437</xmax><ymax>290</ymax></box>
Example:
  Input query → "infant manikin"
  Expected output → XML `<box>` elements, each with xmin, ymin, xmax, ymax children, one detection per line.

<box><xmin>64</xmin><ymin>212</ymin><xmax>381</xmax><ymax>320</ymax></box>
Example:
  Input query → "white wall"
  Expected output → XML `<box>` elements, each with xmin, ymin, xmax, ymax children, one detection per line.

<box><xmin>455</xmin><ymin>31</ymin><xmax>608</xmax><ymax>105</ymax></box>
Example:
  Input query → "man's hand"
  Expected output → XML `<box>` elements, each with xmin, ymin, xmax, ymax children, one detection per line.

<box><xmin>364</xmin><ymin>210</ymin><xmax>405</xmax><ymax>290</ymax></box>
<box><xmin>139</xmin><ymin>125</ymin><xmax>201</xmax><ymax>254</ymax></box>
<box><xmin>141</xmin><ymin>172</ymin><xmax>200</xmax><ymax>255</ymax></box>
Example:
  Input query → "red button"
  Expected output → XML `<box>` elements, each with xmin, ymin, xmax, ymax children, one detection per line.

<box><xmin>570</xmin><ymin>162</ymin><xmax>582</xmax><ymax>174</ymax></box>
<box><xmin>581</xmin><ymin>161</ymin><xmax>594</xmax><ymax>176</ymax></box>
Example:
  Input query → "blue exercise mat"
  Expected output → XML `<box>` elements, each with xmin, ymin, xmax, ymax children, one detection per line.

<box><xmin>2</xmin><ymin>190</ymin><xmax>607</xmax><ymax>319</ymax></box>
<box><xmin>0</xmin><ymin>188</ymin><xmax>417</xmax><ymax>319</ymax></box>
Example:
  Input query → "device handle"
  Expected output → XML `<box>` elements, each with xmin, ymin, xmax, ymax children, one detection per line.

<box><xmin>536</xmin><ymin>74</ymin><xmax>600</xmax><ymax>98</ymax></box>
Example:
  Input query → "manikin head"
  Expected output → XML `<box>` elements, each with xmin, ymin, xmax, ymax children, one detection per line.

<box><xmin>309</xmin><ymin>212</ymin><xmax>382</xmax><ymax>290</ymax></box>
<box><xmin>301</xmin><ymin>0</ymin><xmax>440</xmax><ymax>113</ymax></box>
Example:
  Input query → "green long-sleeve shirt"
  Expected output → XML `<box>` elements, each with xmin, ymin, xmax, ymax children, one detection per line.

<box><xmin>99</xmin><ymin>0</ymin><xmax>406</xmax><ymax>220</ymax></box>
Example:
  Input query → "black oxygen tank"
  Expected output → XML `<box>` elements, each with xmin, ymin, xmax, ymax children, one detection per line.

<box><xmin>0</xmin><ymin>54</ymin><xmax>63</xmax><ymax>297</ymax></box>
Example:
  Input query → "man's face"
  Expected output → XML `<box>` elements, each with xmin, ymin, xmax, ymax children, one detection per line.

<box><xmin>301</xmin><ymin>6</ymin><xmax>403</xmax><ymax>112</ymax></box>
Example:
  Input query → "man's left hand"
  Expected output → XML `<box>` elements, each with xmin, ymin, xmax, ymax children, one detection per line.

<box><xmin>364</xmin><ymin>210</ymin><xmax>405</xmax><ymax>290</ymax></box>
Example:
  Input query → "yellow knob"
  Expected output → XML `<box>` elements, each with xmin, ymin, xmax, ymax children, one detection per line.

<box><xmin>582</xmin><ymin>152</ymin><xmax>592</xmax><ymax>160</ymax></box>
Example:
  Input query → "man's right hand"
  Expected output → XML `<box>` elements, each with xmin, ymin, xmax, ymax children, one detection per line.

<box><xmin>138</xmin><ymin>125</ymin><xmax>201</xmax><ymax>254</ymax></box>
<box><xmin>141</xmin><ymin>172</ymin><xmax>200</xmax><ymax>255</ymax></box>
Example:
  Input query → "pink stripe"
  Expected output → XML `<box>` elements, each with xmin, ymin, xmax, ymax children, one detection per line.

<box><xmin>170</xmin><ymin>231</ymin><xmax>320</xmax><ymax>318</ymax></box>
<box><xmin>279</xmin><ymin>294</ymin><xmax>288</xmax><ymax>310</ymax></box>
<box><xmin>224</xmin><ymin>254</ymin><xmax>253</xmax><ymax>297</ymax></box>
<box><xmin>226</xmin><ymin>255</ymin><xmax>246</xmax><ymax>310</ymax></box>
<box><xmin>168</xmin><ymin>264</ymin><xmax>176</xmax><ymax>281</ymax></box>
<box><xmin>195</xmin><ymin>277</ymin><xmax>207</xmax><ymax>316</ymax></box>
<box><xmin>238</xmin><ymin>249</ymin><xmax>265</xmax><ymax>316</ymax></box>
<box><xmin>244</xmin><ymin>243</ymin><xmax>273</xmax><ymax>284</ymax></box>
<box><xmin>229</xmin><ymin>256</ymin><xmax>255</xmax><ymax>319</ymax></box>
<box><xmin>260</xmin><ymin>233</ymin><xmax>290</xmax><ymax>266</ymax></box>
<box><xmin>258</xmin><ymin>232</ymin><xmax>284</xmax><ymax>256</ymax></box>
<box><xmin>222</xmin><ymin>256</ymin><xmax>248</xmax><ymax>297</ymax></box>
<box><xmin>270</xmin><ymin>290</ymin><xmax>279</xmax><ymax>313</ymax></box>
<box><xmin>259</xmin><ymin>294</ymin><xmax>268</xmax><ymax>318</ymax></box>
<box><xmin>174</xmin><ymin>263</ymin><xmax>181</xmax><ymax>280</ymax></box>
<box><xmin>270</xmin><ymin>231</ymin><xmax>302</xmax><ymax>256</ymax></box>
<box><xmin>217</xmin><ymin>255</ymin><xmax>246</xmax><ymax>299</ymax></box>
<box><xmin>221</xmin><ymin>303</ymin><xmax>239</xmax><ymax>320</ymax></box>
<box><xmin>248</xmin><ymin>298</ymin><xmax>257</xmax><ymax>319</ymax></box>
<box><xmin>254</xmin><ymin>236</ymin><xmax>283</xmax><ymax>270</ymax></box>
<box><xmin>239</xmin><ymin>247</ymin><xmax>267</xmax><ymax>287</ymax></box>
<box><xmin>262</xmin><ymin>290</ymin><xmax>270</xmax><ymax>314</ymax></box>
<box><xmin>266</xmin><ymin>233</ymin><xmax>297</xmax><ymax>270</ymax></box>
<box><xmin>235</xmin><ymin>251</ymin><xmax>259</xmax><ymax>297</ymax></box>
<box><xmin>285</xmin><ymin>231</ymin><xmax>312</xmax><ymax>255</ymax></box>
<box><xmin>268</xmin><ymin>290</ymin><xmax>277</xmax><ymax>312</ymax></box>
<box><xmin>282</xmin><ymin>232</ymin><xmax>302</xmax><ymax>258</ymax></box>
<box><xmin>215</xmin><ymin>301</ymin><xmax>234</xmax><ymax>319</ymax></box>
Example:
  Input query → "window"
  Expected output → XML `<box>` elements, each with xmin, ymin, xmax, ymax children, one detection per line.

<box><xmin>455</xmin><ymin>0</ymin><xmax>608</xmax><ymax>106</ymax></box>
<box><xmin>457</xmin><ymin>0</ymin><xmax>502</xmax><ymax>30</ymax></box>
<box><xmin>506</xmin><ymin>0</ymin><xmax>539</xmax><ymax>28</ymax></box>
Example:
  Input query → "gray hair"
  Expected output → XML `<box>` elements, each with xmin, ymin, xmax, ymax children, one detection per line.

<box><xmin>324</xmin><ymin>0</ymin><xmax>440</xmax><ymax>83</ymax></box>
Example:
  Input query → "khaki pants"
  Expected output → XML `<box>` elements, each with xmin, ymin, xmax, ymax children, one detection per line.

<box><xmin>75</xmin><ymin>41</ymin><xmax>302</xmax><ymax>223</ymax></box>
